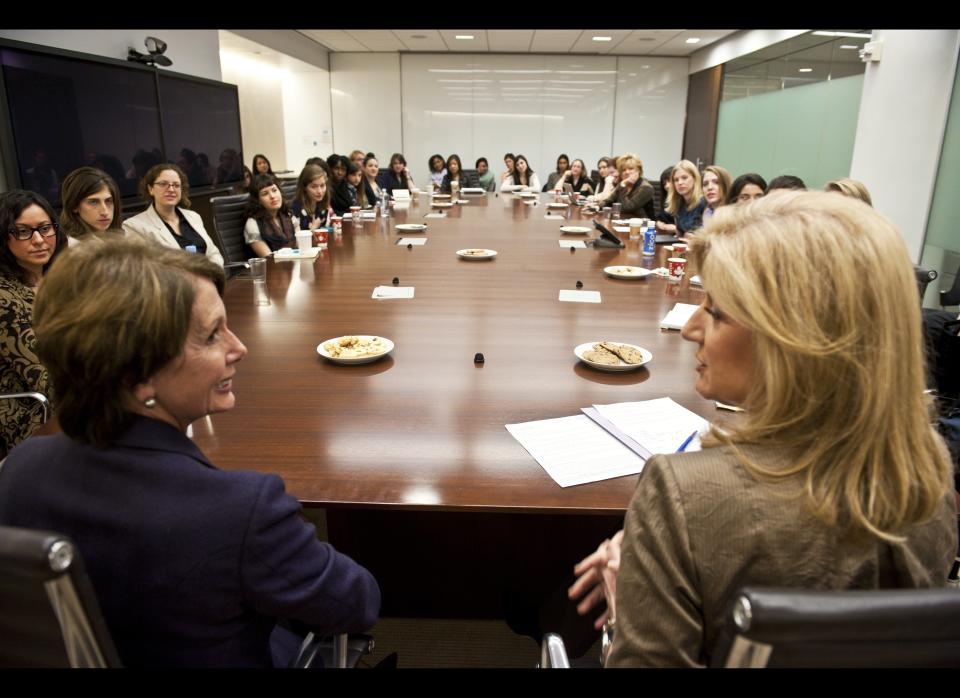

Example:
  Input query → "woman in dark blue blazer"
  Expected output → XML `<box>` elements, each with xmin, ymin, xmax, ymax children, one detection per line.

<box><xmin>0</xmin><ymin>240</ymin><xmax>380</xmax><ymax>667</ymax></box>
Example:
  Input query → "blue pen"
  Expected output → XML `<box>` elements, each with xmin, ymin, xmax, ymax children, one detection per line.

<box><xmin>677</xmin><ymin>430</ymin><xmax>699</xmax><ymax>453</ymax></box>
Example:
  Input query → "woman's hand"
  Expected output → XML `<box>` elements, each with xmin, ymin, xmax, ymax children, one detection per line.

<box><xmin>309</xmin><ymin>215</ymin><xmax>323</xmax><ymax>230</ymax></box>
<box><xmin>568</xmin><ymin>530</ymin><xmax>624</xmax><ymax>630</ymax></box>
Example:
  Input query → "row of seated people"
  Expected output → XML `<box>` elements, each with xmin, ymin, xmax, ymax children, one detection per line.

<box><xmin>0</xmin><ymin>162</ymin><xmax>955</xmax><ymax>667</ymax></box>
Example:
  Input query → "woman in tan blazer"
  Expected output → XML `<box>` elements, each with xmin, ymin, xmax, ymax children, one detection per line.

<box><xmin>123</xmin><ymin>163</ymin><xmax>223</xmax><ymax>267</ymax></box>
<box><xmin>569</xmin><ymin>191</ymin><xmax>958</xmax><ymax>667</ymax></box>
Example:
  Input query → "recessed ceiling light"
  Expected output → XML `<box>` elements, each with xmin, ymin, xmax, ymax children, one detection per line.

<box><xmin>410</xmin><ymin>34</ymin><xmax>427</xmax><ymax>39</ymax></box>
<box><xmin>455</xmin><ymin>35</ymin><xmax>474</xmax><ymax>40</ymax></box>
<box><xmin>839</xmin><ymin>44</ymin><xmax>858</xmax><ymax>49</ymax></box>
<box><xmin>641</xmin><ymin>64</ymin><xmax>650</xmax><ymax>69</ymax></box>
<box><xmin>798</xmin><ymin>68</ymin><xmax>813</xmax><ymax>73</ymax></box>
<box><xmin>592</xmin><ymin>36</ymin><xmax>612</xmax><ymax>42</ymax></box>
<box><xmin>685</xmin><ymin>37</ymin><xmax>701</xmax><ymax>44</ymax></box>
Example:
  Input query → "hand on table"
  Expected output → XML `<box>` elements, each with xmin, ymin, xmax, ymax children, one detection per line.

<box><xmin>568</xmin><ymin>529</ymin><xmax>624</xmax><ymax>630</ymax></box>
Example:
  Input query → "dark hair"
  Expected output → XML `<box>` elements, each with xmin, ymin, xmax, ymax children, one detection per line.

<box><xmin>305</xmin><ymin>156</ymin><xmax>327</xmax><ymax>169</ymax></box>
<box><xmin>504</xmin><ymin>153</ymin><xmax>515</xmax><ymax>162</ymax></box>
<box><xmin>246</xmin><ymin>174</ymin><xmax>291</xmax><ymax>220</ymax></box>
<box><xmin>0</xmin><ymin>190</ymin><xmax>67</xmax><ymax>286</ymax></box>
<box><xmin>33</xmin><ymin>238</ymin><xmax>225</xmax><ymax>447</ymax></box>
<box><xmin>251</xmin><ymin>153</ymin><xmax>273</xmax><ymax>175</ymax></box>
<box><xmin>140</xmin><ymin>163</ymin><xmax>192</xmax><ymax>209</ymax></box>
<box><xmin>390</xmin><ymin>153</ymin><xmax>407</xmax><ymax>169</ymax></box>
<box><xmin>428</xmin><ymin>154</ymin><xmax>445</xmax><ymax>173</ymax></box>
<box><xmin>295</xmin><ymin>164</ymin><xmax>330</xmax><ymax>215</ymax></box>
<box><xmin>513</xmin><ymin>154</ymin><xmax>534</xmax><ymax>186</ymax></box>
<box><xmin>767</xmin><ymin>175</ymin><xmax>807</xmax><ymax>192</ymax></box>
<box><xmin>446</xmin><ymin>154</ymin><xmax>463</xmax><ymax>174</ymax></box>
<box><xmin>59</xmin><ymin>167</ymin><xmax>123</xmax><ymax>237</ymax></box>
<box><xmin>726</xmin><ymin>173</ymin><xmax>768</xmax><ymax>204</ymax></box>
<box><xmin>599</xmin><ymin>157</ymin><xmax>614</xmax><ymax>169</ymax></box>
<box><xmin>476</xmin><ymin>157</ymin><xmax>489</xmax><ymax>169</ymax></box>
<box><xmin>345</xmin><ymin>163</ymin><xmax>367</xmax><ymax>207</ymax></box>
<box><xmin>556</xmin><ymin>153</ymin><xmax>569</xmax><ymax>171</ymax></box>
<box><xmin>327</xmin><ymin>154</ymin><xmax>350</xmax><ymax>183</ymax></box>
<box><xmin>362</xmin><ymin>154</ymin><xmax>379</xmax><ymax>172</ymax></box>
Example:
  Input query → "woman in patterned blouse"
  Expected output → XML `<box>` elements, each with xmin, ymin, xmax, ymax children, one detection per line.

<box><xmin>0</xmin><ymin>190</ymin><xmax>66</xmax><ymax>457</ymax></box>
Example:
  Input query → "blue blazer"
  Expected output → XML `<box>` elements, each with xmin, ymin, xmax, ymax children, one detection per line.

<box><xmin>0</xmin><ymin>416</ymin><xmax>380</xmax><ymax>667</ymax></box>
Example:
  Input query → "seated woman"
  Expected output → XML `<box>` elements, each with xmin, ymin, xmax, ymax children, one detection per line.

<box><xmin>500</xmin><ymin>155</ymin><xmax>541</xmax><ymax>192</ymax></box>
<box><xmin>655</xmin><ymin>166</ymin><xmax>675</xmax><ymax>228</ymax></box>
<box><xmin>252</xmin><ymin>153</ymin><xmax>274</xmax><ymax>177</ymax></box>
<box><xmin>327</xmin><ymin>154</ymin><xmax>352</xmax><ymax>215</ymax></box>
<box><xmin>123</xmin><ymin>164</ymin><xmax>224</xmax><ymax>267</ymax></box>
<box><xmin>244</xmin><ymin>175</ymin><xmax>297</xmax><ymax>257</ymax></box>
<box><xmin>826</xmin><ymin>177</ymin><xmax>873</xmax><ymax>206</ymax></box>
<box><xmin>592</xmin><ymin>157</ymin><xmax>616</xmax><ymax>199</ymax></box>
<box><xmin>349</xmin><ymin>150</ymin><xmax>366</xmax><ymax>170</ymax></box>
<box><xmin>343</xmin><ymin>163</ymin><xmax>368</xmax><ymax>209</ymax></box>
<box><xmin>361</xmin><ymin>155</ymin><xmax>383</xmax><ymax>208</ymax></box>
<box><xmin>500</xmin><ymin>153</ymin><xmax>516</xmax><ymax>191</ymax></box>
<box><xmin>543</xmin><ymin>154</ymin><xmax>570</xmax><ymax>192</ymax></box>
<box><xmin>0</xmin><ymin>190</ymin><xmax>66</xmax><ymax>459</ymax></box>
<box><xmin>0</xmin><ymin>239</ymin><xmax>380</xmax><ymax>667</ymax></box>
<box><xmin>427</xmin><ymin>154</ymin><xmax>447</xmax><ymax>192</ymax></box>
<box><xmin>553</xmin><ymin>159</ymin><xmax>594</xmax><ymax>196</ymax></box>
<box><xmin>701</xmin><ymin>165</ymin><xmax>732</xmax><ymax>221</ymax></box>
<box><xmin>376</xmin><ymin>153</ymin><xmax>415</xmax><ymax>194</ymax></box>
<box><xmin>59</xmin><ymin>167</ymin><xmax>123</xmax><ymax>243</ymax></box>
<box><xmin>726</xmin><ymin>173</ymin><xmax>767</xmax><ymax>205</ymax></box>
<box><xmin>440</xmin><ymin>154</ymin><xmax>467</xmax><ymax>194</ymax></box>
<box><xmin>291</xmin><ymin>164</ymin><xmax>332</xmax><ymax>236</ymax></box>
<box><xmin>569</xmin><ymin>192</ymin><xmax>957</xmax><ymax>667</ymax></box>
<box><xmin>232</xmin><ymin>165</ymin><xmax>253</xmax><ymax>196</ymax></box>
<box><xmin>658</xmin><ymin>160</ymin><xmax>705</xmax><ymax>237</ymax></box>
<box><xmin>609</xmin><ymin>154</ymin><xmax>655</xmax><ymax>218</ymax></box>
<box><xmin>476</xmin><ymin>157</ymin><xmax>496</xmax><ymax>192</ymax></box>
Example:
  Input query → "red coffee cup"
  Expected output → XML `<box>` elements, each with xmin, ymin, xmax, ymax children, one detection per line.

<box><xmin>667</xmin><ymin>257</ymin><xmax>687</xmax><ymax>278</ymax></box>
<box><xmin>673</xmin><ymin>242</ymin><xmax>688</xmax><ymax>258</ymax></box>
<box><xmin>312</xmin><ymin>229</ymin><xmax>329</xmax><ymax>246</ymax></box>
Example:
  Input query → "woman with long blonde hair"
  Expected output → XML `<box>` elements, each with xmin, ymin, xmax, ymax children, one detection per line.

<box><xmin>658</xmin><ymin>159</ymin><xmax>705</xmax><ymax>237</ymax></box>
<box><xmin>570</xmin><ymin>191</ymin><xmax>957</xmax><ymax>667</ymax></box>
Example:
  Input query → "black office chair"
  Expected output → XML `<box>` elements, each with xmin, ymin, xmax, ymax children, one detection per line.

<box><xmin>0</xmin><ymin>525</ymin><xmax>373</xmax><ymax>668</ymax></box>
<box><xmin>915</xmin><ymin>266</ymin><xmax>938</xmax><ymax>301</ymax></box>
<box><xmin>941</xmin><ymin>263</ymin><xmax>960</xmax><ymax>308</ymax></box>
<box><xmin>279</xmin><ymin>178</ymin><xmax>298</xmax><ymax>202</ymax></box>
<box><xmin>210</xmin><ymin>193</ymin><xmax>251</xmax><ymax>271</ymax></box>
<box><xmin>710</xmin><ymin>587</ymin><xmax>960</xmax><ymax>668</ymax></box>
<box><xmin>459</xmin><ymin>169</ymin><xmax>480</xmax><ymax>189</ymax></box>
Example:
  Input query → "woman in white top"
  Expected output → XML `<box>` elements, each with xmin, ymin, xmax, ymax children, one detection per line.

<box><xmin>500</xmin><ymin>154</ymin><xmax>541</xmax><ymax>192</ymax></box>
<box><xmin>243</xmin><ymin>174</ymin><xmax>298</xmax><ymax>258</ymax></box>
<box><xmin>123</xmin><ymin>164</ymin><xmax>224</xmax><ymax>267</ymax></box>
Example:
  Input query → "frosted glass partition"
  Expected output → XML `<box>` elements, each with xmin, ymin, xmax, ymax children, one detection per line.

<box><xmin>400</xmin><ymin>54</ymin><xmax>618</xmax><ymax>186</ymax></box>
<box><xmin>330</xmin><ymin>53</ymin><xmax>402</xmax><ymax>163</ymax></box>
<box><xmin>612</xmin><ymin>57</ymin><xmax>689</xmax><ymax>177</ymax></box>
<box><xmin>714</xmin><ymin>73</ymin><xmax>864</xmax><ymax>189</ymax></box>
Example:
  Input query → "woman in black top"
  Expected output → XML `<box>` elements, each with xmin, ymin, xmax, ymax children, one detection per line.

<box><xmin>377</xmin><ymin>153</ymin><xmax>414</xmax><ymax>194</ymax></box>
<box><xmin>291</xmin><ymin>164</ymin><xmax>332</xmax><ymax>230</ymax></box>
<box><xmin>552</xmin><ymin>159</ymin><xmax>594</xmax><ymax>195</ymax></box>
<box><xmin>440</xmin><ymin>154</ymin><xmax>466</xmax><ymax>194</ymax></box>
<box><xmin>252</xmin><ymin>153</ymin><xmax>273</xmax><ymax>177</ymax></box>
<box><xmin>361</xmin><ymin>155</ymin><xmax>383</xmax><ymax>208</ymax></box>
<box><xmin>328</xmin><ymin>155</ymin><xmax>354</xmax><ymax>215</ymax></box>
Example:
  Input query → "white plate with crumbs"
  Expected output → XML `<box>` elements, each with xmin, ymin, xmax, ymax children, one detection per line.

<box><xmin>395</xmin><ymin>223</ymin><xmax>427</xmax><ymax>232</ymax></box>
<box><xmin>603</xmin><ymin>266</ymin><xmax>653</xmax><ymax>279</ymax></box>
<box><xmin>431</xmin><ymin>202</ymin><xmax>454</xmax><ymax>208</ymax></box>
<box><xmin>432</xmin><ymin>194</ymin><xmax>451</xmax><ymax>199</ymax></box>
<box><xmin>317</xmin><ymin>335</ymin><xmax>394</xmax><ymax>364</ymax></box>
<box><xmin>560</xmin><ymin>225</ymin><xmax>591</xmax><ymax>234</ymax></box>
<box><xmin>574</xmin><ymin>341</ymin><xmax>652</xmax><ymax>372</ymax></box>
<box><xmin>547</xmin><ymin>202</ymin><xmax>568</xmax><ymax>209</ymax></box>
<box><xmin>456</xmin><ymin>248</ymin><xmax>497</xmax><ymax>260</ymax></box>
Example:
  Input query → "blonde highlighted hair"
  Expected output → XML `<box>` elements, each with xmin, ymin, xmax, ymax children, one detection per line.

<box><xmin>825</xmin><ymin>177</ymin><xmax>873</xmax><ymax>206</ymax></box>
<box><xmin>616</xmin><ymin>153</ymin><xmax>644</xmax><ymax>178</ymax></box>
<box><xmin>688</xmin><ymin>191</ymin><xmax>951</xmax><ymax>541</ymax></box>
<box><xmin>666</xmin><ymin>159</ymin><xmax>703</xmax><ymax>216</ymax></box>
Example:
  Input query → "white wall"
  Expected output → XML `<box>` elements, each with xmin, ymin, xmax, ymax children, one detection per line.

<box><xmin>220</xmin><ymin>50</ymin><xmax>288</xmax><ymax>174</ymax></box>
<box><xmin>849</xmin><ymin>30</ymin><xmax>960</xmax><ymax>260</ymax></box>
<box><xmin>0</xmin><ymin>29</ymin><xmax>222</xmax><ymax>81</ymax></box>
<box><xmin>330</xmin><ymin>53</ymin><xmax>402</xmax><ymax>164</ymax></box>
<box><xmin>281</xmin><ymin>65</ymin><xmax>334</xmax><ymax>172</ymax></box>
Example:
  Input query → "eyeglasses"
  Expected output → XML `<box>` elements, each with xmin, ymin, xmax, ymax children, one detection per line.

<box><xmin>8</xmin><ymin>222</ymin><xmax>58</xmax><ymax>240</ymax></box>
<box><xmin>152</xmin><ymin>180</ymin><xmax>182</xmax><ymax>190</ymax></box>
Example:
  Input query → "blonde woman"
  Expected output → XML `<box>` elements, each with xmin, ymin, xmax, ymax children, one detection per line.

<box><xmin>826</xmin><ymin>177</ymin><xmax>873</xmax><ymax>206</ymax></box>
<box><xmin>657</xmin><ymin>160</ymin><xmax>705</xmax><ymax>237</ymax></box>
<box><xmin>570</xmin><ymin>192</ymin><xmax>957</xmax><ymax>667</ymax></box>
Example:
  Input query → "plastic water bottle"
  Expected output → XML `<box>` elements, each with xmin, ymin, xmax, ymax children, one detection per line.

<box><xmin>184</xmin><ymin>245</ymin><xmax>197</xmax><ymax>254</ymax></box>
<box><xmin>382</xmin><ymin>194</ymin><xmax>390</xmax><ymax>218</ymax></box>
<box><xmin>642</xmin><ymin>223</ymin><xmax>656</xmax><ymax>257</ymax></box>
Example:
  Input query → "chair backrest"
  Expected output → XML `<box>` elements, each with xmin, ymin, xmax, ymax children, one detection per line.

<box><xmin>915</xmin><ymin>266</ymin><xmax>938</xmax><ymax>300</ymax></box>
<box><xmin>460</xmin><ymin>169</ymin><xmax>480</xmax><ymax>188</ymax></box>
<box><xmin>941</xmin><ymin>262</ymin><xmax>960</xmax><ymax>307</ymax></box>
<box><xmin>711</xmin><ymin>587</ymin><xmax>960</xmax><ymax>668</ymax></box>
<box><xmin>210</xmin><ymin>194</ymin><xmax>251</xmax><ymax>267</ymax></box>
<box><xmin>649</xmin><ymin>178</ymin><xmax>663</xmax><ymax>217</ymax></box>
<box><xmin>0</xmin><ymin>526</ymin><xmax>121</xmax><ymax>668</ymax></box>
<box><xmin>279</xmin><ymin>178</ymin><xmax>298</xmax><ymax>202</ymax></box>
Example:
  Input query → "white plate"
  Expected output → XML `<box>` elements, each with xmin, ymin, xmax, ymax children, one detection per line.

<box><xmin>456</xmin><ymin>248</ymin><xmax>497</xmax><ymax>260</ymax></box>
<box><xmin>603</xmin><ymin>265</ymin><xmax>653</xmax><ymax>279</ymax></box>
<box><xmin>395</xmin><ymin>224</ymin><xmax>427</xmax><ymax>232</ymax></box>
<box><xmin>547</xmin><ymin>202</ymin><xmax>568</xmax><ymax>209</ymax></box>
<box><xmin>317</xmin><ymin>335</ymin><xmax>395</xmax><ymax>365</ymax></box>
<box><xmin>432</xmin><ymin>202</ymin><xmax>454</xmax><ymax>208</ymax></box>
<box><xmin>560</xmin><ymin>225</ymin><xmax>591</xmax><ymax>234</ymax></box>
<box><xmin>516</xmin><ymin>191</ymin><xmax>537</xmax><ymax>198</ymax></box>
<box><xmin>574</xmin><ymin>342</ymin><xmax>652</xmax><ymax>372</ymax></box>
<box><xmin>432</xmin><ymin>194</ymin><xmax>451</xmax><ymax>199</ymax></box>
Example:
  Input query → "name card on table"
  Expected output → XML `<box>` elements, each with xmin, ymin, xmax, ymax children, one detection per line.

<box><xmin>559</xmin><ymin>290</ymin><xmax>601</xmax><ymax>303</ymax></box>
<box><xmin>397</xmin><ymin>237</ymin><xmax>427</xmax><ymax>246</ymax></box>
<box><xmin>372</xmin><ymin>286</ymin><xmax>415</xmax><ymax>299</ymax></box>
<box><xmin>559</xmin><ymin>240</ymin><xmax>586</xmax><ymax>248</ymax></box>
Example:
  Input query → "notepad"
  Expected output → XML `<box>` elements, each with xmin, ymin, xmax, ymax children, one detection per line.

<box><xmin>559</xmin><ymin>290</ymin><xmax>601</xmax><ymax>303</ymax></box>
<box><xmin>397</xmin><ymin>237</ymin><xmax>427</xmax><ymax>246</ymax></box>
<box><xmin>660</xmin><ymin>302</ymin><xmax>699</xmax><ymax>330</ymax></box>
<box><xmin>424</xmin><ymin>212</ymin><xmax>446</xmax><ymax>219</ymax></box>
<box><xmin>371</xmin><ymin>286</ymin><xmax>415</xmax><ymax>299</ymax></box>
<box><xmin>391</xmin><ymin>189</ymin><xmax>410</xmax><ymax>199</ymax></box>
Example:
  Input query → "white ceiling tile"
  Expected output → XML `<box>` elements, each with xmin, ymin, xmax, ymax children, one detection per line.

<box><xmin>487</xmin><ymin>30</ymin><xmax>534</xmax><ymax>52</ymax></box>
<box><xmin>394</xmin><ymin>29</ymin><xmax>448</xmax><ymax>51</ymax></box>
<box><xmin>298</xmin><ymin>30</ymin><xmax>367</xmax><ymax>52</ymax></box>
<box><xmin>571</xmin><ymin>30</ymin><xmax>634</xmax><ymax>54</ymax></box>
<box><xmin>437</xmin><ymin>30</ymin><xmax>490</xmax><ymax>52</ymax></box>
<box><xmin>345</xmin><ymin>30</ymin><xmax>407</xmax><ymax>51</ymax></box>
<box><xmin>529</xmin><ymin>30</ymin><xmax>584</xmax><ymax>52</ymax></box>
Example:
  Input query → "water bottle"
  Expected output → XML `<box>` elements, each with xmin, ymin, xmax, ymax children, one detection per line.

<box><xmin>642</xmin><ymin>223</ymin><xmax>656</xmax><ymax>257</ymax></box>
<box><xmin>382</xmin><ymin>194</ymin><xmax>390</xmax><ymax>218</ymax></box>
<box><xmin>184</xmin><ymin>245</ymin><xmax>197</xmax><ymax>254</ymax></box>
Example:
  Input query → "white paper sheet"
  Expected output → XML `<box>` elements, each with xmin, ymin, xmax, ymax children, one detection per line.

<box><xmin>660</xmin><ymin>302</ymin><xmax>699</xmax><ymax>330</ymax></box>
<box><xmin>372</xmin><ymin>286</ymin><xmax>415</xmax><ymax>299</ymax></box>
<box><xmin>559</xmin><ymin>239</ymin><xmax>586</xmax><ymax>248</ymax></box>
<box><xmin>424</xmin><ymin>212</ymin><xmax>446</xmax><ymax>219</ymax></box>
<box><xmin>505</xmin><ymin>415</ymin><xmax>645</xmax><ymax>487</ymax></box>
<box><xmin>397</xmin><ymin>237</ymin><xmax>427</xmax><ymax>246</ymax></box>
<box><xmin>544</xmin><ymin>214</ymin><xmax>564</xmax><ymax>220</ymax></box>
<box><xmin>613</xmin><ymin>225</ymin><xmax>630</xmax><ymax>233</ymax></box>
<box><xmin>559</xmin><ymin>290</ymin><xmax>601</xmax><ymax>303</ymax></box>
<box><xmin>593</xmin><ymin>398</ymin><xmax>708</xmax><ymax>456</ymax></box>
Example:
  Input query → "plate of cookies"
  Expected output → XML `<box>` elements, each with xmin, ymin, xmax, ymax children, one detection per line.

<box><xmin>317</xmin><ymin>335</ymin><xmax>394</xmax><ymax>364</ymax></box>
<box><xmin>456</xmin><ymin>248</ymin><xmax>497</xmax><ymax>260</ymax></box>
<box><xmin>574</xmin><ymin>341</ymin><xmax>652</xmax><ymax>371</ymax></box>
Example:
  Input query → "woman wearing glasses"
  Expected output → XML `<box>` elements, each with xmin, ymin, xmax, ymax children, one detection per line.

<box><xmin>123</xmin><ymin>164</ymin><xmax>224</xmax><ymax>267</ymax></box>
<box><xmin>0</xmin><ymin>190</ymin><xmax>67</xmax><ymax>458</ymax></box>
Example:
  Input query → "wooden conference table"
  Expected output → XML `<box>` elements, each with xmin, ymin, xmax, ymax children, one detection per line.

<box><xmin>191</xmin><ymin>191</ymin><xmax>713</xmax><ymax>618</ymax></box>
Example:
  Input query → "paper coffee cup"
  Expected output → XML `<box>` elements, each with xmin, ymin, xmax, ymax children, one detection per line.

<box><xmin>296</xmin><ymin>231</ymin><xmax>312</xmax><ymax>251</ymax></box>
<box><xmin>668</xmin><ymin>257</ymin><xmax>687</xmax><ymax>278</ymax></box>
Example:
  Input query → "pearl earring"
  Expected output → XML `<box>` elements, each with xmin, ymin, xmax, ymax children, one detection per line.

<box><xmin>144</xmin><ymin>397</ymin><xmax>157</xmax><ymax>408</ymax></box>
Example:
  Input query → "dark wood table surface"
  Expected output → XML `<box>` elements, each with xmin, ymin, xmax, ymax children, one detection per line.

<box><xmin>190</xmin><ymin>192</ymin><xmax>711</xmax><ymax>516</ymax></box>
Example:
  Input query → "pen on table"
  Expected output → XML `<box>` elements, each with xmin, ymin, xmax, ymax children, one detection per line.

<box><xmin>676</xmin><ymin>430</ymin><xmax>699</xmax><ymax>453</ymax></box>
